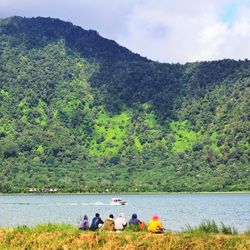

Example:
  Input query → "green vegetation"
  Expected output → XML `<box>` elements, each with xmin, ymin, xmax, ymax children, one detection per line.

<box><xmin>89</xmin><ymin>111</ymin><xmax>130</xmax><ymax>156</ymax></box>
<box><xmin>0</xmin><ymin>16</ymin><xmax>249</xmax><ymax>193</ymax></box>
<box><xmin>0</xmin><ymin>223</ymin><xmax>249</xmax><ymax>250</ymax></box>
<box><xmin>184</xmin><ymin>220</ymin><xmax>238</xmax><ymax>235</ymax></box>
<box><xmin>170</xmin><ymin>120</ymin><xmax>201</xmax><ymax>152</ymax></box>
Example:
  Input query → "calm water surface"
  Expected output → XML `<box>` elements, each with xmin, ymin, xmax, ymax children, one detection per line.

<box><xmin>0</xmin><ymin>194</ymin><xmax>249</xmax><ymax>232</ymax></box>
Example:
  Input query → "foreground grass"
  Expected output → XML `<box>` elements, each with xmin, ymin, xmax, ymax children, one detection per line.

<box><xmin>0</xmin><ymin>223</ymin><xmax>250</xmax><ymax>250</ymax></box>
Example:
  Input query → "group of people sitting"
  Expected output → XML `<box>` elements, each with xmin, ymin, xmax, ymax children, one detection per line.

<box><xmin>79</xmin><ymin>213</ymin><xmax>165</xmax><ymax>233</ymax></box>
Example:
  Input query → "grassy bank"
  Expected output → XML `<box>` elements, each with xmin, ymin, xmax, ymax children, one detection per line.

<box><xmin>0</xmin><ymin>223</ymin><xmax>249</xmax><ymax>250</ymax></box>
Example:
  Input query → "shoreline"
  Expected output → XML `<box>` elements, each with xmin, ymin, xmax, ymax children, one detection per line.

<box><xmin>0</xmin><ymin>191</ymin><xmax>250</xmax><ymax>196</ymax></box>
<box><xmin>0</xmin><ymin>224</ymin><xmax>249</xmax><ymax>234</ymax></box>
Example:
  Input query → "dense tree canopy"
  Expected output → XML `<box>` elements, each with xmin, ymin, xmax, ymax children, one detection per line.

<box><xmin>0</xmin><ymin>16</ymin><xmax>249</xmax><ymax>193</ymax></box>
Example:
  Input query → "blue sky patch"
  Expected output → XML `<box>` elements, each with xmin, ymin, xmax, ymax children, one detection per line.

<box><xmin>220</xmin><ymin>1</ymin><xmax>250</xmax><ymax>26</ymax></box>
<box><xmin>220</xmin><ymin>3</ymin><xmax>239</xmax><ymax>26</ymax></box>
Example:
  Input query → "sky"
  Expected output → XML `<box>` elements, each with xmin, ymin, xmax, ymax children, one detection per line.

<box><xmin>0</xmin><ymin>0</ymin><xmax>250</xmax><ymax>63</ymax></box>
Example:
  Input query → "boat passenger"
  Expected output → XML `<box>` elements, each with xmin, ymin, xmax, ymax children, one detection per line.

<box><xmin>147</xmin><ymin>215</ymin><xmax>164</xmax><ymax>233</ymax></box>
<box><xmin>90</xmin><ymin>213</ymin><xmax>104</xmax><ymax>230</ymax></box>
<box><xmin>79</xmin><ymin>214</ymin><xmax>89</xmax><ymax>230</ymax></box>
<box><xmin>100</xmin><ymin>214</ymin><xmax>115</xmax><ymax>231</ymax></box>
<box><xmin>114</xmin><ymin>213</ymin><xmax>127</xmax><ymax>231</ymax></box>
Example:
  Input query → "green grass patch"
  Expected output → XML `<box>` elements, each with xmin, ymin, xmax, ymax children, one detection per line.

<box><xmin>146</xmin><ymin>112</ymin><xmax>157</xmax><ymax>128</ymax></box>
<box><xmin>89</xmin><ymin>111</ymin><xmax>130</xmax><ymax>156</ymax></box>
<box><xmin>170</xmin><ymin>120</ymin><xmax>201</xmax><ymax>152</ymax></box>
<box><xmin>220</xmin><ymin>222</ymin><xmax>238</xmax><ymax>235</ymax></box>
<box><xmin>210</xmin><ymin>131</ymin><xmax>223</xmax><ymax>156</ymax></box>
<box><xmin>184</xmin><ymin>220</ymin><xmax>238</xmax><ymax>235</ymax></box>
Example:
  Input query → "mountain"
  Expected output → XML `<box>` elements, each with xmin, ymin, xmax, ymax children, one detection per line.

<box><xmin>0</xmin><ymin>16</ymin><xmax>249</xmax><ymax>193</ymax></box>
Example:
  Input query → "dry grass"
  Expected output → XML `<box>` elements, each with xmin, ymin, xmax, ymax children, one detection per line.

<box><xmin>0</xmin><ymin>224</ymin><xmax>249</xmax><ymax>250</ymax></box>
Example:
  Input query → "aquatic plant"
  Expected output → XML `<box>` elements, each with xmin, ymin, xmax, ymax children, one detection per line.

<box><xmin>184</xmin><ymin>220</ymin><xmax>239</xmax><ymax>235</ymax></box>
<box><xmin>220</xmin><ymin>222</ymin><xmax>238</xmax><ymax>235</ymax></box>
<box><xmin>199</xmin><ymin>220</ymin><xmax>220</xmax><ymax>233</ymax></box>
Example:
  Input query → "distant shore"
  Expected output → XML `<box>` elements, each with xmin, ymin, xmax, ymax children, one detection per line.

<box><xmin>1</xmin><ymin>190</ymin><xmax>250</xmax><ymax>195</ymax></box>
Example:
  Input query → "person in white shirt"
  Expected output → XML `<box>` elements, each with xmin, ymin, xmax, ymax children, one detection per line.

<box><xmin>114</xmin><ymin>213</ymin><xmax>127</xmax><ymax>231</ymax></box>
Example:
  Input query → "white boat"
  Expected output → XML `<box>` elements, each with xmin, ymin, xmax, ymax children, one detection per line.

<box><xmin>110</xmin><ymin>197</ymin><xmax>127</xmax><ymax>205</ymax></box>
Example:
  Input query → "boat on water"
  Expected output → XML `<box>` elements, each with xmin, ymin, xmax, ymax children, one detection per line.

<box><xmin>110</xmin><ymin>198</ymin><xmax>127</xmax><ymax>205</ymax></box>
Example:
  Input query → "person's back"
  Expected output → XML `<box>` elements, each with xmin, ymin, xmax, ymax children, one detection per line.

<box><xmin>79</xmin><ymin>214</ymin><xmax>89</xmax><ymax>230</ymax></box>
<box><xmin>129</xmin><ymin>213</ymin><xmax>141</xmax><ymax>225</ymax></box>
<box><xmin>100</xmin><ymin>214</ymin><xmax>115</xmax><ymax>231</ymax></box>
<box><xmin>128</xmin><ymin>213</ymin><xmax>143</xmax><ymax>231</ymax></box>
<box><xmin>90</xmin><ymin>213</ymin><xmax>103</xmax><ymax>230</ymax></box>
<box><xmin>114</xmin><ymin>213</ymin><xmax>127</xmax><ymax>231</ymax></box>
<box><xmin>147</xmin><ymin>215</ymin><xmax>164</xmax><ymax>233</ymax></box>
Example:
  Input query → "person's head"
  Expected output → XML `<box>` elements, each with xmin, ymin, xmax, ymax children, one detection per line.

<box><xmin>84</xmin><ymin>214</ymin><xmax>88</xmax><ymax>220</ymax></box>
<box><xmin>132</xmin><ymin>213</ymin><xmax>137</xmax><ymax>219</ymax></box>
<box><xmin>95</xmin><ymin>213</ymin><xmax>100</xmax><ymax>218</ymax></box>
<box><xmin>109</xmin><ymin>214</ymin><xmax>114</xmax><ymax>219</ymax></box>
<box><xmin>152</xmin><ymin>215</ymin><xmax>160</xmax><ymax>221</ymax></box>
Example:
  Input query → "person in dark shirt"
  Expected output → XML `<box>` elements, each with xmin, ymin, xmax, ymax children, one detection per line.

<box><xmin>129</xmin><ymin>213</ymin><xmax>145</xmax><ymax>231</ymax></box>
<box><xmin>90</xmin><ymin>213</ymin><xmax>104</xmax><ymax>230</ymax></box>
<box><xmin>129</xmin><ymin>213</ymin><xmax>141</xmax><ymax>225</ymax></box>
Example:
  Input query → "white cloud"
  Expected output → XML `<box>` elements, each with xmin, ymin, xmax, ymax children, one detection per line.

<box><xmin>116</xmin><ymin>0</ymin><xmax>250</xmax><ymax>62</ymax></box>
<box><xmin>193</xmin><ymin>21</ymin><xmax>228</xmax><ymax>60</ymax></box>
<box><xmin>0</xmin><ymin>0</ymin><xmax>249</xmax><ymax>63</ymax></box>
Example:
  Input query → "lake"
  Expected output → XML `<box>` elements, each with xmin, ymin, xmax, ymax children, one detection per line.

<box><xmin>0</xmin><ymin>193</ymin><xmax>249</xmax><ymax>232</ymax></box>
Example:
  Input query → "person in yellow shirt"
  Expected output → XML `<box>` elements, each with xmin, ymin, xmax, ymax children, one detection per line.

<box><xmin>147</xmin><ymin>215</ymin><xmax>164</xmax><ymax>233</ymax></box>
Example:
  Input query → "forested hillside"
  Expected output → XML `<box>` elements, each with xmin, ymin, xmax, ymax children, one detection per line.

<box><xmin>0</xmin><ymin>16</ymin><xmax>249</xmax><ymax>193</ymax></box>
